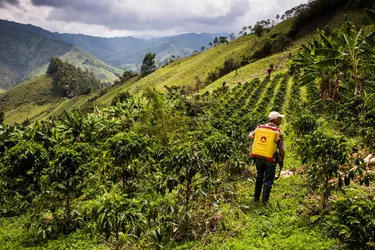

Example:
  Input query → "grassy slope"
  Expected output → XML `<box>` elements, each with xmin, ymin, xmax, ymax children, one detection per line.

<box><xmin>127</xmin><ymin>19</ymin><xmax>294</xmax><ymax>93</ymax></box>
<box><xmin>1</xmin><ymin>75</ymin><xmax>142</xmax><ymax>124</ymax></box>
<box><xmin>0</xmin><ymin>88</ymin><xmax>5</xmax><ymax>93</ymax></box>
<box><xmin>95</xmin><ymin>76</ymin><xmax>141</xmax><ymax>106</ymax></box>
<box><xmin>0</xmin><ymin>75</ymin><xmax>55</xmax><ymax>112</ymax></box>
<box><xmin>24</xmin><ymin>47</ymin><xmax>123</xmax><ymax>84</ymax></box>
<box><xmin>1</xmin><ymin>9</ymin><xmax>366</xmax><ymax>124</ymax></box>
<box><xmin>0</xmin><ymin>75</ymin><xmax>98</xmax><ymax>124</ymax></box>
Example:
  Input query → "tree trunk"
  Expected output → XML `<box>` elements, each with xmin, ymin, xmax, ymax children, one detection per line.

<box><xmin>354</xmin><ymin>70</ymin><xmax>361</xmax><ymax>96</ymax></box>
<box><xmin>185</xmin><ymin>177</ymin><xmax>192</xmax><ymax>212</ymax></box>
<box><xmin>322</xmin><ymin>176</ymin><xmax>330</xmax><ymax>209</ymax></box>
<box><xmin>66</xmin><ymin>177</ymin><xmax>71</xmax><ymax>224</ymax></box>
<box><xmin>334</xmin><ymin>75</ymin><xmax>340</xmax><ymax>101</ymax></box>
<box><xmin>354</xmin><ymin>78</ymin><xmax>361</xmax><ymax>96</ymax></box>
<box><xmin>115</xmin><ymin>209</ymin><xmax>119</xmax><ymax>241</ymax></box>
<box><xmin>122</xmin><ymin>165</ymin><xmax>126</xmax><ymax>189</ymax></box>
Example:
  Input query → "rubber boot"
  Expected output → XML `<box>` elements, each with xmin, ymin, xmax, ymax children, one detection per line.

<box><xmin>253</xmin><ymin>180</ymin><xmax>263</xmax><ymax>202</ymax></box>
<box><xmin>262</xmin><ymin>185</ymin><xmax>272</xmax><ymax>205</ymax></box>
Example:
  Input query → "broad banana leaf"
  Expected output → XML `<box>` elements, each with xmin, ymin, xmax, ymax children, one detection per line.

<box><xmin>314</xmin><ymin>48</ymin><xmax>341</xmax><ymax>58</ymax></box>
<box><xmin>299</xmin><ymin>72</ymin><xmax>316</xmax><ymax>86</ymax></box>
<box><xmin>365</xmin><ymin>9</ymin><xmax>375</xmax><ymax>24</ymax></box>
<box><xmin>365</xmin><ymin>30</ymin><xmax>375</xmax><ymax>48</ymax></box>
<box><xmin>359</xmin><ymin>64</ymin><xmax>375</xmax><ymax>73</ymax></box>
<box><xmin>315</xmin><ymin>58</ymin><xmax>342</xmax><ymax>67</ymax></box>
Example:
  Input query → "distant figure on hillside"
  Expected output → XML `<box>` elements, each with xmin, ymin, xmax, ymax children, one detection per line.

<box><xmin>248</xmin><ymin>111</ymin><xmax>286</xmax><ymax>204</ymax></box>
<box><xmin>267</xmin><ymin>63</ymin><xmax>274</xmax><ymax>77</ymax></box>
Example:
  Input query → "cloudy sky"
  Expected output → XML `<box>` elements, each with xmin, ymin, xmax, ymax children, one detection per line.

<box><xmin>0</xmin><ymin>0</ymin><xmax>307</xmax><ymax>38</ymax></box>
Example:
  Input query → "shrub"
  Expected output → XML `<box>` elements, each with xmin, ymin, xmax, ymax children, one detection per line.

<box><xmin>321</xmin><ymin>198</ymin><xmax>375</xmax><ymax>250</ymax></box>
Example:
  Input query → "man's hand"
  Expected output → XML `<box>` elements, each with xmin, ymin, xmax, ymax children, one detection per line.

<box><xmin>249</xmin><ymin>131</ymin><xmax>255</xmax><ymax>139</ymax></box>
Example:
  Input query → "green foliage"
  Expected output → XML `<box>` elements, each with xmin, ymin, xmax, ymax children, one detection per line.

<box><xmin>321</xmin><ymin>198</ymin><xmax>375</xmax><ymax>249</ymax></box>
<box><xmin>294</xmin><ymin>129</ymin><xmax>349</xmax><ymax>207</ymax></box>
<box><xmin>47</xmin><ymin>58</ymin><xmax>101</xmax><ymax>98</ymax></box>
<box><xmin>0</xmin><ymin>141</ymin><xmax>49</xmax><ymax>215</ymax></box>
<box><xmin>36</xmin><ymin>146</ymin><xmax>86</xmax><ymax>236</ymax></box>
<box><xmin>292</xmin><ymin>19</ymin><xmax>375</xmax><ymax>98</ymax></box>
<box><xmin>119</xmin><ymin>71</ymin><xmax>139</xmax><ymax>83</ymax></box>
<box><xmin>140</xmin><ymin>53</ymin><xmax>156</xmax><ymax>76</ymax></box>
<box><xmin>290</xmin><ymin>113</ymin><xmax>318</xmax><ymax>136</ymax></box>
<box><xmin>106</xmin><ymin>132</ymin><xmax>149</xmax><ymax>188</ymax></box>
<box><xmin>89</xmin><ymin>190</ymin><xmax>142</xmax><ymax>243</ymax></box>
<box><xmin>111</xmin><ymin>91</ymin><xmax>131</xmax><ymax>106</ymax></box>
<box><xmin>289</xmin><ymin>0</ymin><xmax>349</xmax><ymax>38</ymax></box>
<box><xmin>253</xmin><ymin>24</ymin><xmax>264</xmax><ymax>37</ymax></box>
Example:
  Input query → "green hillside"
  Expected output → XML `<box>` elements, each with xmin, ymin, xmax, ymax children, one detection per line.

<box><xmin>0</xmin><ymin>20</ymin><xmax>73</xmax><ymax>89</ymax></box>
<box><xmin>25</xmin><ymin>47</ymin><xmax>123</xmax><ymax>84</ymax></box>
<box><xmin>1</xmin><ymin>1</ymin><xmax>375</xmax><ymax>249</ymax></box>
<box><xmin>0</xmin><ymin>59</ymin><xmax>110</xmax><ymax>124</ymax></box>
<box><xmin>95</xmin><ymin>76</ymin><xmax>142</xmax><ymax>106</ymax></box>
<box><xmin>127</xmin><ymin>19</ymin><xmax>294</xmax><ymax>93</ymax></box>
<box><xmin>1</xmin><ymin>5</ymin><xmax>369</xmax><ymax>124</ymax></box>
<box><xmin>0</xmin><ymin>20</ymin><xmax>123</xmax><ymax>90</ymax></box>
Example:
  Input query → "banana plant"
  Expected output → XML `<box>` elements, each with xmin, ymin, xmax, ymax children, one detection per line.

<box><xmin>293</xmin><ymin>28</ymin><xmax>342</xmax><ymax>100</ymax></box>
<box><xmin>56</xmin><ymin>111</ymin><xmax>85</xmax><ymax>142</ymax></box>
<box><xmin>294</xmin><ymin>18</ymin><xmax>375</xmax><ymax>97</ymax></box>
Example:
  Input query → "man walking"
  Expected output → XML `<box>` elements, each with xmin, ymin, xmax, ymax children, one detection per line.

<box><xmin>249</xmin><ymin>111</ymin><xmax>286</xmax><ymax>204</ymax></box>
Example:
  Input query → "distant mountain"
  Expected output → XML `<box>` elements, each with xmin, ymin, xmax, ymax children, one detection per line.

<box><xmin>0</xmin><ymin>20</ymin><xmax>123</xmax><ymax>89</ymax></box>
<box><xmin>0</xmin><ymin>19</ymin><xmax>223</xmax><ymax>89</ymax></box>
<box><xmin>56</xmin><ymin>32</ymin><xmax>217</xmax><ymax>70</ymax></box>
<box><xmin>0</xmin><ymin>20</ymin><xmax>72</xmax><ymax>89</ymax></box>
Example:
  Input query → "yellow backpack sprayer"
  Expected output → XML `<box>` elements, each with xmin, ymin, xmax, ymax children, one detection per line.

<box><xmin>250</xmin><ymin>125</ymin><xmax>283</xmax><ymax>180</ymax></box>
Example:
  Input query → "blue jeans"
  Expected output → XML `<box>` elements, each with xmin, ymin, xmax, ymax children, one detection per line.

<box><xmin>255</xmin><ymin>158</ymin><xmax>276</xmax><ymax>186</ymax></box>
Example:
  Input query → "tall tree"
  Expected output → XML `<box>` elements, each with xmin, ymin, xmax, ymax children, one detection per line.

<box><xmin>219</xmin><ymin>36</ymin><xmax>229</xmax><ymax>45</ymax></box>
<box><xmin>229</xmin><ymin>33</ymin><xmax>235</xmax><ymax>41</ymax></box>
<box><xmin>253</xmin><ymin>24</ymin><xmax>264</xmax><ymax>37</ymax></box>
<box><xmin>140</xmin><ymin>53</ymin><xmax>156</xmax><ymax>76</ymax></box>
<box><xmin>276</xmin><ymin>14</ymin><xmax>280</xmax><ymax>22</ymax></box>
<box><xmin>241</xmin><ymin>26</ymin><xmax>248</xmax><ymax>35</ymax></box>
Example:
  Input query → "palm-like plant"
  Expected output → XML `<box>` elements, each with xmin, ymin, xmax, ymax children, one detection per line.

<box><xmin>56</xmin><ymin>111</ymin><xmax>85</xmax><ymax>142</ymax></box>
<box><xmin>293</xmin><ymin>29</ymin><xmax>342</xmax><ymax>99</ymax></box>
<box><xmin>316</xmin><ymin>20</ymin><xmax>375</xmax><ymax>95</ymax></box>
<box><xmin>294</xmin><ymin>17</ymin><xmax>375</xmax><ymax>97</ymax></box>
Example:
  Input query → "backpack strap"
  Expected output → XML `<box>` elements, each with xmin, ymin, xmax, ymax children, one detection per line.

<box><xmin>258</xmin><ymin>125</ymin><xmax>281</xmax><ymax>133</ymax></box>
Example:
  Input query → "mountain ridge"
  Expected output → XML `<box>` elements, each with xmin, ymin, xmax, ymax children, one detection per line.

<box><xmin>0</xmin><ymin>19</ymin><xmax>220</xmax><ymax>88</ymax></box>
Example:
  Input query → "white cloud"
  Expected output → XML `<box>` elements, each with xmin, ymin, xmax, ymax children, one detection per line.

<box><xmin>0</xmin><ymin>0</ymin><xmax>307</xmax><ymax>37</ymax></box>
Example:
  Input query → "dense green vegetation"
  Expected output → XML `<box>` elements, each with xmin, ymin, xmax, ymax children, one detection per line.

<box><xmin>47</xmin><ymin>58</ymin><xmax>102</xmax><ymax>98</ymax></box>
<box><xmin>1</xmin><ymin>65</ymin><xmax>374</xmax><ymax>249</ymax></box>
<box><xmin>1</xmin><ymin>2</ymin><xmax>375</xmax><ymax>249</ymax></box>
